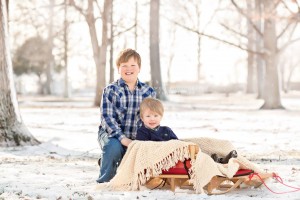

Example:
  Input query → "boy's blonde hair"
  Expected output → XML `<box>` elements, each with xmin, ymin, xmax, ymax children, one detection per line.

<box><xmin>140</xmin><ymin>98</ymin><xmax>164</xmax><ymax>117</ymax></box>
<box><xmin>116</xmin><ymin>48</ymin><xmax>141</xmax><ymax>69</ymax></box>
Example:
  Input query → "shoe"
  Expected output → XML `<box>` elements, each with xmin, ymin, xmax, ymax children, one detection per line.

<box><xmin>231</xmin><ymin>150</ymin><xmax>238</xmax><ymax>158</ymax></box>
<box><xmin>98</xmin><ymin>157</ymin><xmax>102</xmax><ymax>166</ymax></box>
<box><xmin>220</xmin><ymin>150</ymin><xmax>238</xmax><ymax>164</ymax></box>
<box><xmin>211</xmin><ymin>153</ymin><xmax>222</xmax><ymax>163</ymax></box>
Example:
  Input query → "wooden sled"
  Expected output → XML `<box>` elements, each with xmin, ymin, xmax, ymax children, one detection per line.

<box><xmin>147</xmin><ymin>144</ymin><xmax>274</xmax><ymax>194</ymax></box>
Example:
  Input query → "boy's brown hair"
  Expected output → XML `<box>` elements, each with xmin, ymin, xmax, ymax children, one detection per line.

<box><xmin>140</xmin><ymin>98</ymin><xmax>164</xmax><ymax>117</ymax></box>
<box><xmin>116</xmin><ymin>48</ymin><xmax>141</xmax><ymax>69</ymax></box>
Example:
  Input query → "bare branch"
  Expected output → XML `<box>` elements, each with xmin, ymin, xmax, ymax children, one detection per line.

<box><xmin>296</xmin><ymin>0</ymin><xmax>300</xmax><ymax>11</ymax></box>
<box><xmin>94</xmin><ymin>0</ymin><xmax>103</xmax><ymax>19</ymax></box>
<box><xmin>166</xmin><ymin>17</ymin><xmax>263</xmax><ymax>55</ymax></box>
<box><xmin>277</xmin><ymin>21</ymin><xmax>293</xmax><ymax>39</ymax></box>
<box><xmin>94</xmin><ymin>0</ymin><xmax>103</xmax><ymax>18</ymax></box>
<box><xmin>287</xmin><ymin>22</ymin><xmax>298</xmax><ymax>41</ymax></box>
<box><xmin>274</xmin><ymin>0</ymin><xmax>282</xmax><ymax>9</ymax></box>
<box><xmin>281</xmin><ymin>0</ymin><xmax>294</xmax><ymax>14</ymax></box>
<box><xmin>183</xmin><ymin>4</ymin><xmax>193</xmax><ymax>20</ymax></box>
<box><xmin>113</xmin><ymin>24</ymin><xmax>135</xmax><ymax>37</ymax></box>
<box><xmin>68</xmin><ymin>0</ymin><xmax>86</xmax><ymax>16</ymax></box>
<box><xmin>278</xmin><ymin>37</ymin><xmax>300</xmax><ymax>54</ymax></box>
<box><xmin>220</xmin><ymin>22</ymin><xmax>248</xmax><ymax>39</ymax></box>
<box><xmin>280</xmin><ymin>0</ymin><xmax>300</xmax><ymax>21</ymax></box>
<box><xmin>231</xmin><ymin>0</ymin><xmax>263</xmax><ymax>37</ymax></box>
<box><xmin>270</xmin><ymin>0</ymin><xmax>282</xmax><ymax>16</ymax></box>
<box><xmin>277</xmin><ymin>0</ymin><xmax>300</xmax><ymax>39</ymax></box>
<box><xmin>15</xmin><ymin>4</ymin><xmax>44</xmax><ymax>36</ymax></box>
<box><xmin>202</xmin><ymin>1</ymin><xmax>221</xmax><ymax>31</ymax></box>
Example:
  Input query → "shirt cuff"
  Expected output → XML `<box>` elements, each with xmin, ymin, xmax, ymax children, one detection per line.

<box><xmin>118</xmin><ymin>134</ymin><xmax>127</xmax><ymax>141</ymax></box>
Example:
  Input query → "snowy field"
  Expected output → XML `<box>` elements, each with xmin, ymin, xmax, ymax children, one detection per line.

<box><xmin>0</xmin><ymin>93</ymin><xmax>300</xmax><ymax>200</ymax></box>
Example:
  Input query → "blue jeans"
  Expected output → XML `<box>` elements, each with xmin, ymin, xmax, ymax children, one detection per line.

<box><xmin>96</xmin><ymin>129</ymin><xmax>126</xmax><ymax>183</ymax></box>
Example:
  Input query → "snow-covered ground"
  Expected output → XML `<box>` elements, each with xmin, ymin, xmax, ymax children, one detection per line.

<box><xmin>1</xmin><ymin>93</ymin><xmax>300</xmax><ymax>200</ymax></box>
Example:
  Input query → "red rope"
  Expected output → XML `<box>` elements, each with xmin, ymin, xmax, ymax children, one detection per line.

<box><xmin>248</xmin><ymin>173</ymin><xmax>300</xmax><ymax>194</ymax></box>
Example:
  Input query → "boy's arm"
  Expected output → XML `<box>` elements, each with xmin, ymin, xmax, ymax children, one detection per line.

<box><xmin>167</xmin><ymin>127</ymin><xmax>178</xmax><ymax>139</ymax></box>
<box><xmin>120</xmin><ymin>137</ymin><xmax>132</xmax><ymax>146</ymax></box>
<box><xmin>136</xmin><ymin>128</ymin><xmax>151</xmax><ymax>141</ymax></box>
<box><xmin>101</xmin><ymin>88</ymin><xmax>125</xmax><ymax>141</ymax></box>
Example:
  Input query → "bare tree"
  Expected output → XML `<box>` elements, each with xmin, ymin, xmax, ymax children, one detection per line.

<box><xmin>0</xmin><ymin>0</ymin><xmax>39</xmax><ymax>146</ymax></box>
<box><xmin>12</xmin><ymin>0</ymin><xmax>66</xmax><ymax>95</ymax></box>
<box><xmin>69</xmin><ymin>0</ymin><xmax>112</xmax><ymax>106</ymax></box>
<box><xmin>260</xmin><ymin>0</ymin><xmax>283</xmax><ymax>109</ymax></box>
<box><xmin>13</xmin><ymin>36</ymin><xmax>49</xmax><ymax>94</ymax></box>
<box><xmin>228</xmin><ymin>0</ymin><xmax>300</xmax><ymax>108</ymax></box>
<box><xmin>232</xmin><ymin>0</ymin><xmax>283</xmax><ymax>108</ymax></box>
<box><xmin>172</xmin><ymin>0</ymin><xmax>300</xmax><ymax>109</ymax></box>
<box><xmin>150</xmin><ymin>0</ymin><xmax>167</xmax><ymax>100</ymax></box>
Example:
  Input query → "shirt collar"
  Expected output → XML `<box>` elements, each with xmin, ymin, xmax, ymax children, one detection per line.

<box><xmin>144</xmin><ymin>124</ymin><xmax>160</xmax><ymax>131</ymax></box>
<box><xmin>118</xmin><ymin>78</ymin><xmax>142</xmax><ymax>89</ymax></box>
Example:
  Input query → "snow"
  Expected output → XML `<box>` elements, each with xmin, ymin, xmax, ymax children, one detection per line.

<box><xmin>1</xmin><ymin>93</ymin><xmax>300</xmax><ymax>200</ymax></box>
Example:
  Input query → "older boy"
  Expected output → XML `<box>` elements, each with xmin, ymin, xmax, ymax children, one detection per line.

<box><xmin>96</xmin><ymin>49</ymin><xmax>156</xmax><ymax>183</ymax></box>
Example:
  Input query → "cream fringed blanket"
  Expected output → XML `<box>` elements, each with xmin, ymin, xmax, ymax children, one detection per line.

<box><xmin>101</xmin><ymin>140</ymin><xmax>193</xmax><ymax>190</ymax></box>
<box><xmin>98</xmin><ymin>138</ymin><xmax>263</xmax><ymax>193</ymax></box>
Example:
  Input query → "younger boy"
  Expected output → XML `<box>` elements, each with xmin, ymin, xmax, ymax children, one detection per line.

<box><xmin>97</xmin><ymin>49</ymin><xmax>156</xmax><ymax>183</ymax></box>
<box><xmin>136</xmin><ymin>98</ymin><xmax>237</xmax><ymax>164</ymax></box>
<box><xmin>136</xmin><ymin>98</ymin><xmax>178</xmax><ymax>141</ymax></box>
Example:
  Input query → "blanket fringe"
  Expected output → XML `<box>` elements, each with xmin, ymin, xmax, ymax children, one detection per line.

<box><xmin>136</xmin><ymin>145</ymin><xmax>191</xmax><ymax>189</ymax></box>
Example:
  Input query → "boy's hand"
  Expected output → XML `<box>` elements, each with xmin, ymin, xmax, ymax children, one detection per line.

<box><xmin>121</xmin><ymin>137</ymin><xmax>132</xmax><ymax>147</ymax></box>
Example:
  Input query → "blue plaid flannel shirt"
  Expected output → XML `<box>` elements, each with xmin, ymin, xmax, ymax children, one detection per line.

<box><xmin>99</xmin><ymin>78</ymin><xmax>156</xmax><ymax>141</ymax></box>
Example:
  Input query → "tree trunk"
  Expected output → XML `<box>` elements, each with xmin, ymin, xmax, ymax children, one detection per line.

<box><xmin>63</xmin><ymin>0</ymin><xmax>70</xmax><ymax>98</ymax></box>
<box><xmin>134</xmin><ymin>1</ymin><xmax>138</xmax><ymax>50</ymax></box>
<box><xmin>45</xmin><ymin>0</ymin><xmax>55</xmax><ymax>95</ymax></box>
<box><xmin>167</xmin><ymin>27</ymin><xmax>176</xmax><ymax>85</ymax></box>
<box><xmin>196</xmin><ymin>2</ymin><xmax>202</xmax><ymax>82</ymax></box>
<box><xmin>109</xmin><ymin>0</ymin><xmax>114</xmax><ymax>84</ymax></box>
<box><xmin>260</xmin><ymin>0</ymin><xmax>283</xmax><ymax>109</ymax></box>
<box><xmin>95</xmin><ymin>0</ymin><xmax>111</xmax><ymax>106</ymax></box>
<box><xmin>84</xmin><ymin>0</ymin><xmax>101</xmax><ymax>106</ymax></box>
<box><xmin>0</xmin><ymin>0</ymin><xmax>39</xmax><ymax>146</ymax></box>
<box><xmin>246</xmin><ymin>0</ymin><xmax>255</xmax><ymax>93</ymax></box>
<box><xmin>150</xmin><ymin>0</ymin><xmax>167</xmax><ymax>100</ymax></box>
<box><xmin>255</xmin><ymin>0</ymin><xmax>264</xmax><ymax>99</ymax></box>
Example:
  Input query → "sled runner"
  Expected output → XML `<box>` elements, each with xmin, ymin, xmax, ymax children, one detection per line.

<box><xmin>206</xmin><ymin>170</ymin><xmax>274</xmax><ymax>195</ymax></box>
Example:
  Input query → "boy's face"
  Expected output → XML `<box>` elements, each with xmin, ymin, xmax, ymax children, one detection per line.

<box><xmin>141</xmin><ymin>109</ymin><xmax>162</xmax><ymax>129</ymax></box>
<box><xmin>118</xmin><ymin>57</ymin><xmax>140</xmax><ymax>85</ymax></box>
